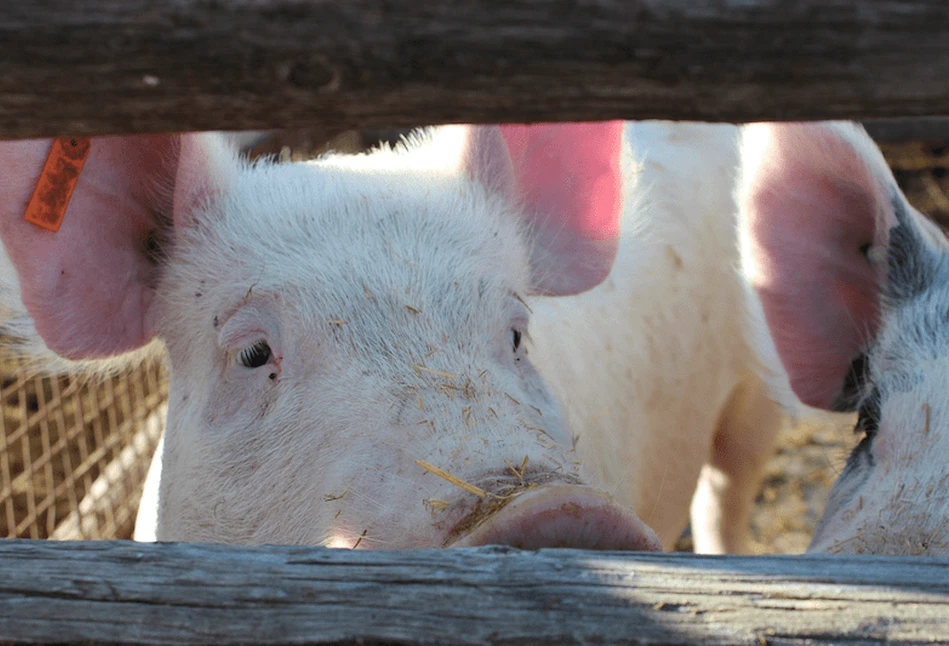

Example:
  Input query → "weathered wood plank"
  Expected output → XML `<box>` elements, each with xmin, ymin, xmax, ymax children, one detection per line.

<box><xmin>2</xmin><ymin>1</ymin><xmax>949</xmax><ymax>139</ymax></box>
<box><xmin>865</xmin><ymin>118</ymin><xmax>949</xmax><ymax>142</ymax></box>
<box><xmin>1</xmin><ymin>539</ymin><xmax>948</xmax><ymax>645</ymax></box>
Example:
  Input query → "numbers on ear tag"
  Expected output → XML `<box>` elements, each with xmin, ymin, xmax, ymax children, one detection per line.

<box><xmin>24</xmin><ymin>137</ymin><xmax>92</xmax><ymax>233</ymax></box>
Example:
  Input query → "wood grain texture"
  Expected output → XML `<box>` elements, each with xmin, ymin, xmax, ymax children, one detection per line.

<box><xmin>1</xmin><ymin>539</ymin><xmax>948</xmax><ymax>644</ymax></box>
<box><xmin>865</xmin><ymin>118</ymin><xmax>949</xmax><ymax>142</ymax></box>
<box><xmin>2</xmin><ymin>1</ymin><xmax>949</xmax><ymax>139</ymax></box>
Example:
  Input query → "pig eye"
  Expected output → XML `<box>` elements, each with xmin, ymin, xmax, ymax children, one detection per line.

<box><xmin>511</xmin><ymin>329</ymin><xmax>522</xmax><ymax>352</ymax></box>
<box><xmin>238</xmin><ymin>340</ymin><xmax>273</xmax><ymax>368</ymax></box>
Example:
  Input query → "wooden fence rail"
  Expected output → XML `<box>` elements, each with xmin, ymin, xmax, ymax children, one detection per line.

<box><xmin>2</xmin><ymin>1</ymin><xmax>949</xmax><ymax>139</ymax></box>
<box><xmin>1</xmin><ymin>539</ymin><xmax>948</xmax><ymax>645</ymax></box>
<box><xmin>865</xmin><ymin>117</ymin><xmax>949</xmax><ymax>142</ymax></box>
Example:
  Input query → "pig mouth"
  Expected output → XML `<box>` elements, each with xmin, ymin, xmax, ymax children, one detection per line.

<box><xmin>446</xmin><ymin>484</ymin><xmax>662</xmax><ymax>552</ymax></box>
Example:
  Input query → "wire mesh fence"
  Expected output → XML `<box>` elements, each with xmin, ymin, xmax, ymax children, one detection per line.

<box><xmin>0</xmin><ymin>354</ymin><xmax>167</xmax><ymax>540</ymax></box>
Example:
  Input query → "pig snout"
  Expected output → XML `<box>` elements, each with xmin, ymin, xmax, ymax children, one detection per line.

<box><xmin>449</xmin><ymin>485</ymin><xmax>662</xmax><ymax>551</ymax></box>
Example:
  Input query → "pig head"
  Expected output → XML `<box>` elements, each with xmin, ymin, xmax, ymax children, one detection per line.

<box><xmin>740</xmin><ymin>121</ymin><xmax>949</xmax><ymax>556</ymax></box>
<box><xmin>0</xmin><ymin>124</ymin><xmax>659</xmax><ymax>551</ymax></box>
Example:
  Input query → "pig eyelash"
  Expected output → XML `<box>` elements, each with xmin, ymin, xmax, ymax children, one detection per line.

<box><xmin>835</xmin><ymin>352</ymin><xmax>871</xmax><ymax>412</ymax></box>
<box><xmin>238</xmin><ymin>340</ymin><xmax>273</xmax><ymax>368</ymax></box>
<box><xmin>511</xmin><ymin>329</ymin><xmax>522</xmax><ymax>352</ymax></box>
<box><xmin>854</xmin><ymin>387</ymin><xmax>881</xmax><ymax>440</ymax></box>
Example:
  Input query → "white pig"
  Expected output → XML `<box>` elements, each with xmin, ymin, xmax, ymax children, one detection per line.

<box><xmin>1</xmin><ymin>121</ymin><xmax>787</xmax><ymax>552</ymax></box>
<box><xmin>739</xmin><ymin>120</ymin><xmax>949</xmax><ymax>556</ymax></box>
<box><xmin>526</xmin><ymin>122</ymin><xmax>792</xmax><ymax>553</ymax></box>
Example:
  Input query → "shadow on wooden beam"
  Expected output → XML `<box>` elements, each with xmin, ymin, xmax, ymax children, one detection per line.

<box><xmin>2</xmin><ymin>539</ymin><xmax>948</xmax><ymax>644</ymax></box>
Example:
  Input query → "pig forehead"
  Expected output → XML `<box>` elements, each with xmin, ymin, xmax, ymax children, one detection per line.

<box><xmin>228</xmin><ymin>162</ymin><xmax>527</xmax><ymax>266</ymax></box>
<box><xmin>167</xmin><ymin>164</ymin><xmax>532</xmax><ymax>339</ymax></box>
<box><xmin>239</xmin><ymin>170</ymin><xmax>526</xmax><ymax>286</ymax></box>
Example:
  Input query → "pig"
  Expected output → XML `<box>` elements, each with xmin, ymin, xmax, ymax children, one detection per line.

<box><xmin>524</xmin><ymin>122</ymin><xmax>792</xmax><ymax>553</ymax></box>
<box><xmin>738</xmin><ymin>120</ymin><xmax>949</xmax><ymax>556</ymax></box>
<box><xmin>0</xmin><ymin>121</ymin><xmax>788</xmax><ymax>553</ymax></box>
<box><xmin>0</xmin><ymin>125</ymin><xmax>655</xmax><ymax>550</ymax></box>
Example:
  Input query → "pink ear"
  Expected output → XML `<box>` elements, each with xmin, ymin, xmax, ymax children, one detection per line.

<box><xmin>740</xmin><ymin>123</ymin><xmax>893</xmax><ymax>409</ymax></box>
<box><xmin>466</xmin><ymin>122</ymin><xmax>624</xmax><ymax>296</ymax></box>
<box><xmin>0</xmin><ymin>134</ymin><xmax>178</xmax><ymax>360</ymax></box>
<box><xmin>172</xmin><ymin>133</ymin><xmax>236</xmax><ymax>228</ymax></box>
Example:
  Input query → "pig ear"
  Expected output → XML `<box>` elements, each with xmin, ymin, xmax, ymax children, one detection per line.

<box><xmin>173</xmin><ymin>133</ymin><xmax>237</xmax><ymax>228</ymax></box>
<box><xmin>739</xmin><ymin>122</ymin><xmax>900</xmax><ymax>410</ymax></box>
<box><xmin>0</xmin><ymin>135</ymin><xmax>178</xmax><ymax>360</ymax></box>
<box><xmin>464</xmin><ymin>122</ymin><xmax>625</xmax><ymax>296</ymax></box>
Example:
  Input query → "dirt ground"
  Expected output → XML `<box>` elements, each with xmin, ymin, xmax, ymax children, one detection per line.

<box><xmin>744</xmin><ymin>411</ymin><xmax>858</xmax><ymax>554</ymax></box>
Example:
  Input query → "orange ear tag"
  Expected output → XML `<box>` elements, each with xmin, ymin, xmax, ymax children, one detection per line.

<box><xmin>24</xmin><ymin>136</ymin><xmax>92</xmax><ymax>233</ymax></box>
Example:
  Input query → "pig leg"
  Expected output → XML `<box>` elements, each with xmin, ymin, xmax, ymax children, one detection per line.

<box><xmin>689</xmin><ymin>375</ymin><xmax>783</xmax><ymax>554</ymax></box>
